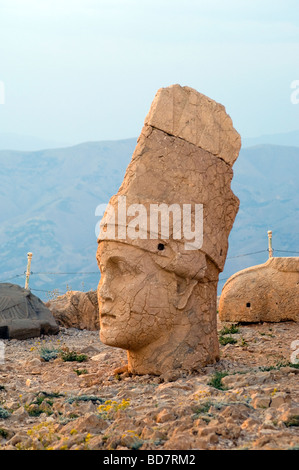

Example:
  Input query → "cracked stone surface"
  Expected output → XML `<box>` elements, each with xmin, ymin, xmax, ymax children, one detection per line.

<box><xmin>46</xmin><ymin>291</ymin><xmax>99</xmax><ymax>331</ymax></box>
<box><xmin>96</xmin><ymin>84</ymin><xmax>241</xmax><ymax>375</ymax></box>
<box><xmin>145</xmin><ymin>84</ymin><xmax>241</xmax><ymax>166</ymax></box>
<box><xmin>219</xmin><ymin>257</ymin><xmax>299</xmax><ymax>323</ymax></box>
<box><xmin>0</xmin><ymin>283</ymin><xmax>59</xmax><ymax>340</ymax></box>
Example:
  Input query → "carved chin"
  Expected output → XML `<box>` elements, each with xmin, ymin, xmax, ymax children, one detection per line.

<box><xmin>100</xmin><ymin>322</ymin><xmax>159</xmax><ymax>351</ymax></box>
<box><xmin>99</xmin><ymin>327</ymin><xmax>133</xmax><ymax>350</ymax></box>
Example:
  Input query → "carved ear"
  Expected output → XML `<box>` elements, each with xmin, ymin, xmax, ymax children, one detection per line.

<box><xmin>175</xmin><ymin>279</ymin><xmax>198</xmax><ymax>310</ymax></box>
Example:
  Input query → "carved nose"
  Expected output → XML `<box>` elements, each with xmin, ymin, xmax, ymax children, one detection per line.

<box><xmin>99</xmin><ymin>279</ymin><xmax>114</xmax><ymax>302</ymax></box>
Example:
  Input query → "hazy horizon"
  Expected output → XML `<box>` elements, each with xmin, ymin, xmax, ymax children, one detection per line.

<box><xmin>0</xmin><ymin>0</ymin><xmax>298</xmax><ymax>145</ymax></box>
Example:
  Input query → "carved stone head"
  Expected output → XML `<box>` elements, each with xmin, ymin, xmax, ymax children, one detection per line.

<box><xmin>96</xmin><ymin>85</ymin><xmax>241</xmax><ymax>375</ymax></box>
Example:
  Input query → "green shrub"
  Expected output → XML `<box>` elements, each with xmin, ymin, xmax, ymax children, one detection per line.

<box><xmin>40</xmin><ymin>347</ymin><xmax>59</xmax><ymax>362</ymax></box>
<box><xmin>208</xmin><ymin>371</ymin><xmax>228</xmax><ymax>391</ymax></box>
<box><xmin>0</xmin><ymin>407</ymin><xmax>11</xmax><ymax>419</ymax></box>
<box><xmin>25</xmin><ymin>391</ymin><xmax>62</xmax><ymax>417</ymax></box>
<box><xmin>60</xmin><ymin>349</ymin><xmax>88</xmax><ymax>363</ymax></box>
<box><xmin>239</xmin><ymin>337</ymin><xmax>248</xmax><ymax>347</ymax></box>
<box><xmin>66</xmin><ymin>395</ymin><xmax>104</xmax><ymax>405</ymax></box>
<box><xmin>259</xmin><ymin>365</ymin><xmax>276</xmax><ymax>372</ymax></box>
<box><xmin>219</xmin><ymin>324</ymin><xmax>239</xmax><ymax>335</ymax></box>
<box><xmin>0</xmin><ymin>428</ymin><xmax>8</xmax><ymax>438</ymax></box>
<box><xmin>284</xmin><ymin>415</ymin><xmax>299</xmax><ymax>427</ymax></box>
<box><xmin>219</xmin><ymin>335</ymin><xmax>237</xmax><ymax>346</ymax></box>
<box><xmin>36</xmin><ymin>391</ymin><xmax>63</xmax><ymax>399</ymax></box>
<box><xmin>289</xmin><ymin>362</ymin><xmax>299</xmax><ymax>369</ymax></box>
<box><xmin>73</xmin><ymin>368</ymin><xmax>88</xmax><ymax>376</ymax></box>
<box><xmin>25</xmin><ymin>404</ymin><xmax>43</xmax><ymax>417</ymax></box>
<box><xmin>193</xmin><ymin>400</ymin><xmax>213</xmax><ymax>415</ymax></box>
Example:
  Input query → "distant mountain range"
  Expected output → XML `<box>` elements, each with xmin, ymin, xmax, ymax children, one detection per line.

<box><xmin>0</xmin><ymin>139</ymin><xmax>137</xmax><ymax>299</ymax></box>
<box><xmin>0</xmin><ymin>138</ymin><xmax>298</xmax><ymax>300</ymax></box>
<box><xmin>242</xmin><ymin>129</ymin><xmax>299</xmax><ymax>148</ymax></box>
<box><xmin>0</xmin><ymin>133</ymin><xmax>71</xmax><ymax>151</ymax></box>
<box><xmin>1</xmin><ymin>129</ymin><xmax>299</xmax><ymax>152</ymax></box>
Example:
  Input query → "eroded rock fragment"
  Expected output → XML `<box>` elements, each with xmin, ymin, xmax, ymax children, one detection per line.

<box><xmin>0</xmin><ymin>283</ymin><xmax>59</xmax><ymax>339</ymax></box>
<box><xmin>46</xmin><ymin>290</ymin><xmax>99</xmax><ymax>330</ymax></box>
<box><xmin>219</xmin><ymin>257</ymin><xmax>299</xmax><ymax>323</ymax></box>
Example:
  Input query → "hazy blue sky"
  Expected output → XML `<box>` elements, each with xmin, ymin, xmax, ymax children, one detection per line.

<box><xmin>0</xmin><ymin>0</ymin><xmax>298</xmax><ymax>145</ymax></box>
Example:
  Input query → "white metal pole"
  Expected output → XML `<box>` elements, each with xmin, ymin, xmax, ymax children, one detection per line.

<box><xmin>25</xmin><ymin>252</ymin><xmax>33</xmax><ymax>289</ymax></box>
<box><xmin>268</xmin><ymin>231</ymin><xmax>273</xmax><ymax>258</ymax></box>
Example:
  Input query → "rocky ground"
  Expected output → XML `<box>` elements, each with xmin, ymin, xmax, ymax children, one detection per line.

<box><xmin>0</xmin><ymin>319</ymin><xmax>298</xmax><ymax>451</ymax></box>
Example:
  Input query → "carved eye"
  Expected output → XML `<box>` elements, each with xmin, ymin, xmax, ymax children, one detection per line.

<box><xmin>157</xmin><ymin>243</ymin><xmax>165</xmax><ymax>251</ymax></box>
<box><xmin>116</xmin><ymin>260</ymin><xmax>131</xmax><ymax>274</ymax></box>
<box><xmin>107</xmin><ymin>257</ymin><xmax>138</xmax><ymax>275</ymax></box>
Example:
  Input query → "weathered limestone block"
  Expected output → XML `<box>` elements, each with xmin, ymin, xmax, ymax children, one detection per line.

<box><xmin>96</xmin><ymin>84</ymin><xmax>241</xmax><ymax>375</ymax></box>
<box><xmin>145</xmin><ymin>84</ymin><xmax>241</xmax><ymax>166</ymax></box>
<box><xmin>46</xmin><ymin>290</ymin><xmax>99</xmax><ymax>330</ymax></box>
<box><xmin>219</xmin><ymin>257</ymin><xmax>299</xmax><ymax>322</ymax></box>
<box><xmin>0</xmin><ymin>283</ymin><xmax>59</xmax><ymax>339</ymax></box>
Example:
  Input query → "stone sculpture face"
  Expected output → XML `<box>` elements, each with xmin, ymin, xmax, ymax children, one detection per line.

<box><xmin>97</xmin><ymin>241</ymin><xmax>180</xmax><ymax>350</ymax></box>
<box><xmin>97</xmin><ymin>239</ymin><xmax>218</xmax><ymax>375</ymax></box>
<box><xmin>96</xmin><ymin>84</ymin><xmax>241</xmax><ymax>375</ymax></box>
